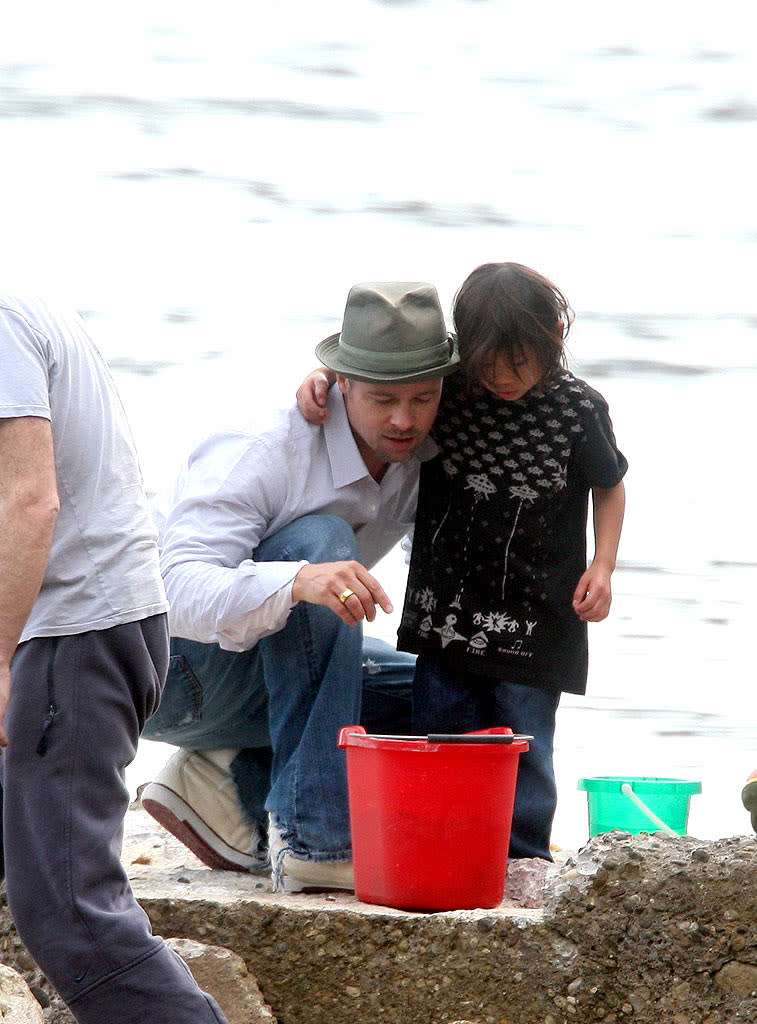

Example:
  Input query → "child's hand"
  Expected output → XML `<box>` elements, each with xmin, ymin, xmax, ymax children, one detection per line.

<box><xmin>296</xmin><ymin>370</ymin><xmax>333</xmax><ymax>425</ymax></box>
<box><xmin>572</xmin><ymin>562</ymin><xmax>613</xmax><ymax>622</ymax></box>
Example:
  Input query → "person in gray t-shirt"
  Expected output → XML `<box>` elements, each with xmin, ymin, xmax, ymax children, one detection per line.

<box><xmin>0</xmin><ymin>297</ymin><xmax>228</xmax><ymax>1024</ymax></box>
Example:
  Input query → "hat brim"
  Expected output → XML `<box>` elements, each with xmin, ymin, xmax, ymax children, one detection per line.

<box><xmin>315</xmin><ymin>333</ymin><xmax>461</xmax><ymax>384</ymax></box>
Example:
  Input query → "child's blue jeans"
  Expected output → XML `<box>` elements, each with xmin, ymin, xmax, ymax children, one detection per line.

<box><xmin>412</xmin><ymin>655</ymin><xmax>560</xmax><ymax>861</ymax></box>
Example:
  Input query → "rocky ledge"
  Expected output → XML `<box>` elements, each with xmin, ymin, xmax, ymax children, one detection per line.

<box><xmin>2</xmin><ymin>809</ymin><xmax>757</xmax><ymax>1023</ymax></box>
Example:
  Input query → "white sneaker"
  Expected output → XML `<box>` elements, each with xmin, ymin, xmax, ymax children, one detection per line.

<box><xmin>141</xmin><ymin>749</ymin><xmax>268</xmax><ymax>873</ymax></box>
<box><xmin>268</xmin><ymin>813</ymin><xmax>354</xmax><ymax>893</ymax></box>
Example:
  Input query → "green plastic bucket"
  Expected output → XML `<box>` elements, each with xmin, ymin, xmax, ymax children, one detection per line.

<box><xmin>577</xmin><ymin>776</ymin><xmax>701</xmax><ymax>837</ymax></box>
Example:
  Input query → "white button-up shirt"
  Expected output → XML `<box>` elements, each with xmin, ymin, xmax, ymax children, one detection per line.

<box><xmin>155</xmin><ymin>386</ymin><xmax>437</xmax><ymax>652</ymax></box>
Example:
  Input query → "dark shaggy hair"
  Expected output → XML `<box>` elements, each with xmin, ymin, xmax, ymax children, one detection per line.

<box><xmin>453</xmin><ymin>262</ymin><xmax>573</xmax><ymax>388</ymax></box>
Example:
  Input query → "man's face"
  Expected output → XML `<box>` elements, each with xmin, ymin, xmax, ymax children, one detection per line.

<box><xmin>338</xmin><ymin>376</ymin><xmax>442</xmax><ymax>480</ymax></box>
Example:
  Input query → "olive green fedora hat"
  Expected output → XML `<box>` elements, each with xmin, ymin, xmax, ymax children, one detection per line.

<box><xmin>315</xmin><ymin>281</ymin><xmax>460</xmax><ymax>383</ymax></box>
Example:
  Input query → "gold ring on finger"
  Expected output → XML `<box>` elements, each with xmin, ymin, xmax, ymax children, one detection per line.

<box><xmin>338</xmin><ymin>588</ymin><xmax>355</xmax><ymax>604</ymax></box>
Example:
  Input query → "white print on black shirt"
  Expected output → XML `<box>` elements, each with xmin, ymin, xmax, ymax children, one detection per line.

<box><xmin>398</xmin><ymin>371</ymin><xmax>626</xmax><ymax>690</ymax></box>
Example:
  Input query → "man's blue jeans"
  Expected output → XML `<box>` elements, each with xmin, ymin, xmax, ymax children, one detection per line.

<box><xmin>412</xmin><ymin>655</ymin><xmax>560</xmax><ymax>861</ymax></box>
<box><xmin>143</xmin><ymin>515</ymin><xmax>415</xmax><ymax>861</ymax></box>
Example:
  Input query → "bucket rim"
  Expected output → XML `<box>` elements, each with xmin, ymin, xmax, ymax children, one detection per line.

<box><xmin>577</xmin><ymin>775</ymin><xmax>702</xmax><ymax>795</ymax></box>
<box><xmin>338</xmin><ymin>724</ymin><xmax>531</xmax><ymax>753</ymax></box>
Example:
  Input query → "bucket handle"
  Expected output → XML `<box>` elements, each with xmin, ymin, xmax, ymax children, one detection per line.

<box><xmin>427</xmin><ymin>733</ymin><xmax>534</xmax><ymax>744</ymax></box>
<box><xmin>620</xmin><ymin>782</ymin><xmax>678</xmax><ymax>837</ymax></box>
<box><xmin>349</xmin><ymin>732</ymin><xmax>533</xmax><ymax>744</ymax></box>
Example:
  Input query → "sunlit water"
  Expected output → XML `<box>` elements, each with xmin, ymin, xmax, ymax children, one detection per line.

<box><xmin>2</xmin><ymin>0</ymin><xmax>756</xmax><ymax>850</ymax></box>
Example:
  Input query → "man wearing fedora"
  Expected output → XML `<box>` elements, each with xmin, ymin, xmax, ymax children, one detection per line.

<box><xmin>140</xmin><ymin>281</ymin><xmax>459</xmax><ymax>891</ymax></box>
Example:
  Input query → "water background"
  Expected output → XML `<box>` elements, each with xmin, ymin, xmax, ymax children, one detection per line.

<box><xmin>2</xmin><ymin>0</ymin><xmax>756</xmax><ymax>850</ymax></box>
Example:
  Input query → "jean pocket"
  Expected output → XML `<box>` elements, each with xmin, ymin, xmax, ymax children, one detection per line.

<box><xmin>143</xmin><ymin>654</ymin><xmax>203</xmax><ymax>737</ymax></box>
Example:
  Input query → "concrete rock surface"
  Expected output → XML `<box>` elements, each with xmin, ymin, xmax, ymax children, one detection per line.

<box><xmin>3</xmin><ymin>811</ymin><xmax>757</xmax><ymax>1023</ymax></box>
<box><xmin>165</xmin><ymin>938</ymin><xmax>277</xmax><ymax>1024</ymax></box>
<box><xmin>131</xmin><ymin>826</ymin><xmax>757</xmax><ymax>1024</ymax></box>
<box><xmin>0</xmin><ymin>962</ymin><xmax>44</xmax><ymax>1023</ymax></box>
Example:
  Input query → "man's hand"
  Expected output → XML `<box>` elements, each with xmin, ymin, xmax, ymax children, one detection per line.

<box><xmin>572</xmin><ymin>561</ymin><xmax>613</xmax><ymax>622</ymax></box>
<box><xmin>292</xmin><ymin>561</ymin><xmax>393</xmax><ymax>624</ymax></box>
<box><xmin>296</xmin><ymin>370</ymin><xmax>334</xmax><ymax>425</ymax></box>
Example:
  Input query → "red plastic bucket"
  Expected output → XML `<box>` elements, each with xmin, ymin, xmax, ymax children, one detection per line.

<box><xmin>337</xmin><ymin>725</ymin><xmax>530</xmax><ymax>911</ymax></box>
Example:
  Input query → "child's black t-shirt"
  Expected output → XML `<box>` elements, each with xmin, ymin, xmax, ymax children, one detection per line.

<box><xmin>396</xmin><ymin>370</ymin><xmax>628</xmax><ymax>695</ymax></box>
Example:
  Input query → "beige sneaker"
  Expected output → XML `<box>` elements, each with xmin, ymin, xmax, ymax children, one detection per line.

<box><xmin>268</xmin><ymin>813</ymin><xmax>353</xmax><ymax>893</ymax></box>
<box><xmin>141</xmin><ymin>749</ymin><xmax>268</xmax><ymax>873</ymax></box>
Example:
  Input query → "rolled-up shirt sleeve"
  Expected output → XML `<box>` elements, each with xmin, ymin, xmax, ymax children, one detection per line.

<box><xmin>158</xmin><ymin>434</ymin><xmax>307</xmax><ymax>651</ymax></box>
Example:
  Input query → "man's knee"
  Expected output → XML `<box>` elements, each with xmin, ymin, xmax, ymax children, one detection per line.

<box><xmin>143</xmin><ymin>639</ymin><xmax>269</xmax><ymax>747</ymax></box>
<box><xmin>257</xmin><ymin>514</ymin><xmax>360</xmax><ymax>565</ymax></box>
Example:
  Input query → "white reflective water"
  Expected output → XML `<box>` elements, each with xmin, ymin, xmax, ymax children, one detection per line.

<box><xmin>2</xmin><ymin>0</ymin><xmax>756</xmax><ymax>849</ymax></box>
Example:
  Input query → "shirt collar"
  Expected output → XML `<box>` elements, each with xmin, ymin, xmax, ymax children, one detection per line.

<box><xmin>323</xmin><ymin>385</ymin><xmax>438</xmax><ymax>490</ymax></box>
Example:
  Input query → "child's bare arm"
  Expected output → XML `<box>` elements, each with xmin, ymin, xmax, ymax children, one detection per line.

<box><xmin>572</xmin><ymin>480</ymin><xmax>626</xmax><ymax>622</ymax></box>
<box><xmin>296</xmin><ymin>368</ymin><xmax>336</xmax><ymax>424</ymax></box>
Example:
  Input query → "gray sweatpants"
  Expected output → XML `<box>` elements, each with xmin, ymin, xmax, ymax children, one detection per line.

<box><xmin>2</xmin><ymin>615</ymin><xmax>228</xmax><ymax>1024</ymax></box>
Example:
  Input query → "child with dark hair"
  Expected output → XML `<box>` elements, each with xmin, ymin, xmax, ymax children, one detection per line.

<box><xmin>396</xmin><ymin>262</ymin><xmax>627</xmax><ymax>861</ymax></box>
<box><xmin>297</xmin><ymin>262</ymin><xmax>626</xmax><ymax>861</ymax></box>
